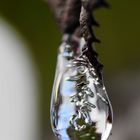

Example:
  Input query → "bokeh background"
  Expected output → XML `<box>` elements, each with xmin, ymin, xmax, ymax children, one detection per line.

<box><xmin>0</xmin><ymin>0</ymin><xmax>140</xmax><ymax>140</ymax></box>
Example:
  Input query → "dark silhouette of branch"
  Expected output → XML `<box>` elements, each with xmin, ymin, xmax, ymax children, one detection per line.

<box><xmin>47</xmin><ymin>0</ymin><xmax>108</xmax><ymax>35</ymax></box>
<box><xmin>47</xmin><ymin>0</ymin><xmax>81</xmax><ymax>34</ymax></box>
<box><xmin>79</xmin><ymin>0</ymin><xmax>108</xmax><ymax>78</ymax></box>
<box><xmin>47</xmin><ymin>0</ymin><xmax>109</xmax><ymax>77</ymax></box>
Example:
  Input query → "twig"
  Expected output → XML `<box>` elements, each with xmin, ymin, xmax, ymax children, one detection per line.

<box><xmin>47</xmin><ymin>0</ymin><xmax>109</xmax><ymax>77</ymax></box>
<box><xmin>47</xmin><ymin>0</ymin><xmax>81</xmax><ymax>34</ymax></box>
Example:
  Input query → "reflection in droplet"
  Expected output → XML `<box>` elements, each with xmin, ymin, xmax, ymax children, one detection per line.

<box><xmin>51</xmin><ymin>35</ymin><xmax>113</xmax><ymax>140</ymax></box>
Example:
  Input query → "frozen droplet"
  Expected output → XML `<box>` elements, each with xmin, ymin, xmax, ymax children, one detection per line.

<box><xmin>51</xmin><ymin>36</ymin><xmax>113</xmax><ymax>140</ymax></box>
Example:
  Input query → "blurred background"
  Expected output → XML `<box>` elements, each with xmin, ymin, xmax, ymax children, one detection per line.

<box><xmin>0</xmin><ymin>0</ymin><xmax>140</xmax><ymax>140</ymax></box>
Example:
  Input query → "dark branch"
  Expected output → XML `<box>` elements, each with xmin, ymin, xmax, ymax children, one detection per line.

<box><xmin>47</xmin><ymin>0</ymin><xmax>108</xmax><ymax>34</ymax></box>
<box><xmin>79</xmin><ymin>0</ymin><xmax>109</xmax><ymax>78</ymax></box>
<box><xmin>47</xmin><ymin>0</ymin><xmax>109</xmax><ymax>77</ymax></box>
<box><xmin>47</xmin><ymin>0</ymin><xmax>81</xmax><ymax>34</ymax></box>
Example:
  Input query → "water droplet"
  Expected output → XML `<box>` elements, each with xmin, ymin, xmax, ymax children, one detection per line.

<box><xmin>51</xmin><ymin>36</ymin><xmax>113</xmax><ymax>140</ymax></box>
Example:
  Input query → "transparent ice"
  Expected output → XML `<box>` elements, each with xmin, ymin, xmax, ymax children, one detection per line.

<box><xmin>51</xmin><ymin>35</ymin><xmax>113</xmax><ymax>140</ymax></box>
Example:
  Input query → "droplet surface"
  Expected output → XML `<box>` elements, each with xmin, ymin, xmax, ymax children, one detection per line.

<box><xmin>51</xmin><ymin>36</ymin><xmax>113</xmax><ymax>140</ymax></box>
